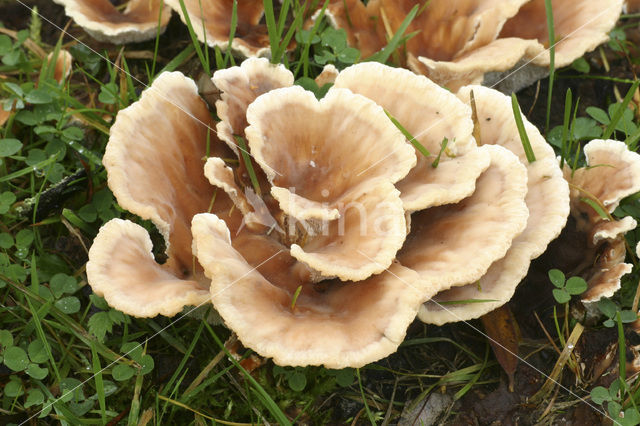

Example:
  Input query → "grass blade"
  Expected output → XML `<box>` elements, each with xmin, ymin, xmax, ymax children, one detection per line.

<box><xmin>579</xmin><ymin>197</ymin><xmax>610</xmax><ymax>221</ymax></box>
<box><xmin>224</xmin><ymin>0</ymin><xmax>239</xmax><ymax>67</ymax></box>
<box><xmin>560</xmin><ymin>88</ymin><xmax>572</xmax><ymax>168</ymax></box>
<box><xmin>603</xmin><ymin>80</ymin><xmax>640</xmax><ymax>139</ymax></box>
<box><xmin>164</xmin><ymin>321</ymin><xmax>204</xmax><ymax>395</ymax></box>
<box><xmin>177</xmin><ymin>0</ymin><xmax>210</xmax><ymax>74</ymax></box>
<box><xmin>366</xmin><ymin>5</ymin><xmax>419</xmax><ymax>64</ymax></box>
<box><xmin>263</xmin><ymin>0</ymin><xmax>280</xmax><ymax>63</ymax></box>
<box><xmin>90</xmin><ymin>342</ymin><xmax>107</xmax><ymax>424</ymax></box>
<box><xmin>158</xmin><ymin>45</ymin><xmax>195</xmax><ymax>74</ymax></box>
<box><xmin>384</xmin><ymin>110</ymin><xmax>430</xmax><ymax>156</ymax></box>
<box><xmin>234</xmin><ymin>135</ymin><xmax>262</xmax><ymax>196</ymax></box>
<box><xmin>431</xmin><ymin>137</ymin><xmax>448</xmax><ymax>168</ymax></box>
<box><xmin>356</xmin><ymin>368</ymin><xmax>377</xmax><ymax>425</ymax></box>
<box><xmin>626</xmin><ymin>126</ymin><xmax>640</xmax><ymax>151</ymax></box>
<box><xmin>544</xmin><ymin>0</ymin><xmax>556</xmax><ymax>134</ymax></box>
<box><xmin>437</xmin><ymin>298</ymin><xmax>499</xmax><ymax>305</ymax></box>
<box><xmin>274</xmin><ymin>4</ymin><xmax>305</xmax><ymax>64</ymax></box>
<box><xmin>150</xmin><ymin>0</ymin><xmax>165</xmax><ymax>77</ymax></box>
<box><xmin>294</xmin><ymin>0</ymin><xmax>329</xmax><ymax>77</ymax></box>
<box><xmin>204</xmin><ymin>324</ymin><xmax>291</xmax><ymax>425</ymax></box>
<box><xmin>127</xmin><ymin>366</ymin><xmax>144</xmax><ymax>425</ymax></box>
<box><xmin>617</xmin><ymin>311</ymin><xmax>627</xmax><ymax>383</ymax></box>
<box><xmin>511</xmin><ymin>93</ymin><xmax>536</xmax><ymax>163</ymax></box>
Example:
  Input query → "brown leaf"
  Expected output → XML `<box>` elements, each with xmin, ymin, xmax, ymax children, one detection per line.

<box><xmin>0</xmin><ymin>99</ymin><xmax>14</xmax><ymax>127</ymax></box>
<box><xmin>481</xmin><ymin>305</ymin><xmax>521</xmax><ymax>392</ymax></box>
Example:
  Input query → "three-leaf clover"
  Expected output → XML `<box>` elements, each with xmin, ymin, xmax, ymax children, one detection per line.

<box><xmin>598</xmin><ymin>298</ymin><xmax>637</xmax><ymax>328</ymax></box>
<box><xmin>548</xmin><ymin>269</ymin><xmax>588</xmax><ymax>304</ymax></box>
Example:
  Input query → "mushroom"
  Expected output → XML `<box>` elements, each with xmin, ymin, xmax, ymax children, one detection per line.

<box><xmin>627</xmin><ymin>0</ymin><xmax>640</xmax><ymax>12</ymax></box>
<box><xmin>86</xmin><ymin>71</ymin><xmax>241</xmax><ymax>317</ymax></box>
<box><xmin>244</xmin><ymin>85</ymin><xmax>415</xmax><ymax>281</ymax></box>
<box><xmin>88</xmin><ymin>58</ymin><xmax>569</xmax><ymax>367</ymax></box>
<box><xmin>563</xmin><ymin>140</ymin><xmax>640</xmax><ymax>306</ymax></box>
<box><xmin>53</xmin><ymin>0</ymin><xmax>172</xmax><ymax>44</ymax></box>
<box><xmin>323</xmin><ymin>0</ymin><xmax>623</xmax><ymax>91</ymax></box>
<box><xmin>332</xmin><ymin>63</ymin><xmax>490</xmax><ymax>212</ymax></box>
<box><xmin>419</xmin><ymin>85</ymin><xmax>570</xmax><ymax>324</ymax></box>
<box><xmin>315</xmin><ymin>64</ymin><xmax>339</xmax><ymax>87</ymax></box>
<box><xmin>323</xmin><ymin>0</ymin><xmax>526</xmax><ymax>65</ymax></box>
<box><xmin>192</xmin><ymin>214</ymin><xmax>429</xmax><ymax>368</ymax></box>
<box><xmin>46</xmin><ymin>50</ymin><xmax>74</xmax><ymax>84</ymax></box>
<box><xmin>163</xmin><ymin>0</ymin><xmax>270</xmax><ymax>57</ymax></box>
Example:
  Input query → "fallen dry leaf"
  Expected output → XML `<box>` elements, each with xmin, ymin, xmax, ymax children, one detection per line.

<box><xmin>481</xmin><ymin>304</ymin><xmax>521</xmax><ymax>391</ymax></box>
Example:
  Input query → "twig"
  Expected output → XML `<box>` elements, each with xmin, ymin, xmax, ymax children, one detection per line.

<box><xmin>530</xmin><ymin>322</ymin><xmax>584</xmax><ymax>403</ymax></box>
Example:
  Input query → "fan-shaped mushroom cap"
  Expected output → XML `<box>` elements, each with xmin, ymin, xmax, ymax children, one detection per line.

<box><xmin>569</xmin><ymin>139</ymin><xmax>640</xmax><ymax>218</ymax></box>
<box><xmin>324</xmin><ymin>0</ymin><xmax>622</xmax><ymax>91</ymax></box>
<box><xmin>399</xmin><ymin>144</ymin><xmax>529</xmax><ymax>294</ymax></box>
<box><xmin>419</xmin><ymin>86</ymin><xmax>569</xmax><ymax>324</ymax></box>
<box><xmin>564</xmin><ymin>139</ymin><xmax>640</xmax><ymax>304</ymax></box>
<box><xmin>204</xmin><ymin>157</ymin><xmax>252</xmax><ymax>217</ymax></box>
<box><xmin>164</xmin><ymin>0</ymin><xmax>269</xmax><ymax>57</ymax></box>
<box><xmin>593</xmin><ymin>216</ymin><xmax>637</xmax><ymax>245</ymax></box>
<box><xmin>408</xmin><ymin>37</ymin><xmax>545</xmax><ymax>91</ymax></box>
<box><xmin>382</xmin><ymin>0</ymin><xmax>528</xmax><ymax>61</ymax></box>
<box><xmin>87</xmin><ymin>71</ymin><xmax>240</xmax><ymax>317</ymax></box>
<box><xmin>500</xmin><ymin>0</ymin><xmax>623</xmax><ymax>68</ymax></box>
<box><xmin>315</xmin><ymin>64</ymin><xmax>339</xmax><ymax>87</ymax></box>
<box><xmin>456</xmin><ymin>85</ymin><xmax>556</xmax><ymax>163</ymax></box>
<box><xmin>53</xmin><ymin>0</ymin><xmax>171</xmax><ymax>44</ymax></box>
<box><xmin>324</xmin><ymin>0</ymin><xmax>527</xmax><ymax>60</ymax></box>
<box><xmin>245</xmin><ymin>85</ymin><xmax>416</xmax><ymax>281</ymax></box>
<box><xmin>581</xmin><ymin>239</ymin><xmax>632</xmax><ymax>302</ymax></box>
<box><xmin>192</xmin><ymin>213</ymin><xmax>433</xmax><ymax>368</ymax></box>
<box><xmin>270</xmin><ymin>187</ymin><xmax>339</xmax><ymax>221</ymax></box>
<box><xmin>87</xmin><ymin>219</ymin><xmax>210</xmax><ymax>317</ymax></box>
<box><xmin>333</xmin><ymin>62</ymin><xmax>489</xmax><ymax>212</ymax></box>
<box><xmin>212</xmin><ymin>58</ymin><xmax>294</xmax><ymax>154</ymax></box>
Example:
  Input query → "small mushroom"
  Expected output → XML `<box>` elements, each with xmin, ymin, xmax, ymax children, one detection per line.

<box><xmin>315</xmin><ymin>64</ymin><xmax>339</xmax><ymax>87</ymax></box>
<box><xmin>53</xmin><ymin>0</ymin><xmax>172</xmax><ymax>44</ymax></box>
<box><xmin>46</xmin><ymin>50</ymin><xmax>74</xmax><ymax>84</ymax></box>
<box><xmin>87</xmin><ymin>219</ymin><xmax>211</xmax><ymax>317</ymax></box>
<box><xmin>565</xmin><ymin>140</ymin><xmax>640</xmax><ymax>305</ymax></box>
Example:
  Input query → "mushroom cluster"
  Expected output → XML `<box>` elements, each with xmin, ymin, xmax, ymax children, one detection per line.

<box><xmin>562</xmin><ymin>140</ymin><xmax>640</xmax><ymax>313</ymax></box>
<box><xmin>54</xmin><ymin>0</ymin><xmax>270</xmax><ymax>55</ymax></box>
<box><xmin>53</xmin><ymin>0</ymin><xmax>172</xmax><ymax>44</ymax></box>
<box><xmin>324</xmin><ymin>0</ymin><xmax>623</xmax><ymax>91</ymax></box>
<box><xmin>87</xmin><ymin>58</ymin><xmax>569</xmax><ymax>368</ymax></box>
